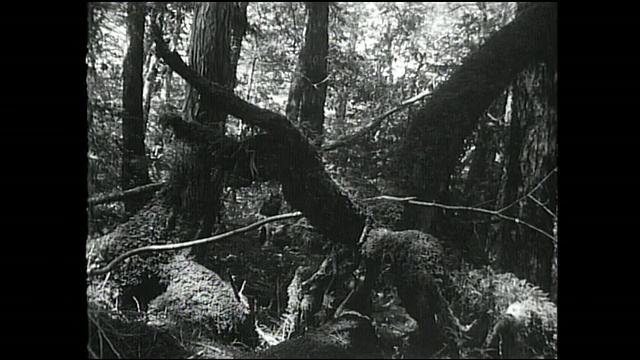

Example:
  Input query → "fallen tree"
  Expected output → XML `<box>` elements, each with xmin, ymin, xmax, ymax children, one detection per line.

<box><xmin>150</xmin><ymin>22</ymin><xmax>366</xmax><ymax>248</ymax></box>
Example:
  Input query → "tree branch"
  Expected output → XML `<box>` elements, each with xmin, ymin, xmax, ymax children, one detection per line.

<box><xmin>150</xmin><ymin>22</ymin><xmax>301</xmax><ymax>137</ymax></box>
<box><xmin>362</xmin><ymin>196</ymin><xmax>557</xmax><ymax>244</ymax></box>
<box><xmin>321</xmin><ymin>89</ymin><xmax>431</xmax><ymax>152</ymax></box>
<box><xmin>526</xmin><ymin>194</ymin><xmax>557</xmax><ymax>219</ymax></box>
<box><xmin>87</xmin><ymin>212</ymin><xmax>303</xmax><ymax>277</ymax></box>
<box><xmin>88</xmin><ymin>182</ymin><xmax>166</xmax><ymax>206</ymax></box>
<box><xmin>497</xmin><ymin>167</ymin><xmax>557</xmax><ymax>214</ymax></box>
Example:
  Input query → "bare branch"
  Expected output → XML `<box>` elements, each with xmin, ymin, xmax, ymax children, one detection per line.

<box><xmin>321</xmin><ymin>90</ymin><xmax>431</xmax><ymax>152</ymax></box>
<box><xmin>88</xmin><ymin>182</ymin><xmax>166</xmax><ymax>206</ymax></box>
<box><xmin>87</xmin><ymin>212</ymin><xmax>303</xmax><ymax>277</ymax></box>
<box><xmin>526</xmin><ymin>194</ymin><xmax>557</xmax><ymax>219</ymax></box>
<box><xmin>363</xmin><ymin>196</ymin><xmax>557</xmax><ymax>244</ymax></box>
<box><xmin>498</xmin><ymin>167</ymin><xmax>557</xmax><ymax>214</ymax></box>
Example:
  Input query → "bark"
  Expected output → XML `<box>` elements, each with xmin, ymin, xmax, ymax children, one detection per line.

<box><xmin>122</xmin><ymin>2</ymin><xmax>151</xmax><ymax>213</ymax></box>
<box><xmin>498</xmin><ymin>64</ymin><xmax>557</xmax><ymax>294</ymax></box>
<box><xmin>175</xmin><ymin>2</ymin><xmax>235</xmax><ymax>264</ymax></box>
<box><xmin>285</xmin><ymin>2</ymin><xmax>329</xmax><ymax>147</ymax></box>
<box><xmin>397</xmin><ymin>3</ymin><xmax>557</xmax><ymax>234</ymax></box>
<box><xmin>151</xmin><ymin>24</ymin><xmax>366</xmax><ymax>248</ymax></box>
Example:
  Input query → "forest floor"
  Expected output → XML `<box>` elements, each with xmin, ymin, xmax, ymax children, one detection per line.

<box><xmin>88</xmin><ymin>208</ymin><xmax>427</xmax><ymax>359</ymax></box>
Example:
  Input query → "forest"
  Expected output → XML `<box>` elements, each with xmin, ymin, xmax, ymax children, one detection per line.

<box><xmin>86</xmin><ymin>2</ymin><xmax>557</xmax><ymax>359</ymax></box>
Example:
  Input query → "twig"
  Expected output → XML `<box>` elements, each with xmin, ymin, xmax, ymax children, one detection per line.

<box><xmin>87</xmin><ymin>211</ymin><xmax>303</xmax><ymax>277</ymax></box>
<box><xmin>361</xmin><ymin>195</ymin><xmax>416</xmax><ymax>203</ymax></box>
<box><xmin>89</xmin><ymin>313</ymin><xmax>122</xmax><ymax>358</ymax></box>
<box><xmin>87</xmin><ymin>345</ymin><xmax>99</xmax><ymax>359</ymax></box>
<box><xmin>498</xmin><ymin>167</ymin><xmax>557</xmax><ymax>214</ymax></box>
<box><xmin>363</xmin><ymin>196</ymin><xmax>557</xmax><ymax>244</ymax></box>
<box><xmin>246</xmin><ymin>56</ymin><xmax>257</xmax><ymax>100</ymax></box>
<box><xmin>526</xmin><ymin>194</ymin><xmax>557</xmax><ymax>219</ymax></box>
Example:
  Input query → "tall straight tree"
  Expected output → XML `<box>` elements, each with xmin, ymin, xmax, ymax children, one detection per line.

<box><xmin>174</xmin><ymin>2</ymin><xmax>235</xmax><ymax>264</ymax></box>
<box><xmin>497</xmin><ymin>2</ymin><xmax>557</xmax><ymax>295</ymax></box>
<box><xmin>285</xmin><ymin>2</ymin><xmax>329</xmax><ymax>147</ymax></box>
<box><xmin>122</xmin><ymin>2</ymin><xmax>151</xmax><ymax>213</ymax></box>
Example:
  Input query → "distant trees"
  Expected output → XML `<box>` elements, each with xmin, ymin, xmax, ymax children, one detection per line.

<box><xmin>286</xmin><ymin>2</ymin><xmax>329</xmax><ymax>147</ymax></box>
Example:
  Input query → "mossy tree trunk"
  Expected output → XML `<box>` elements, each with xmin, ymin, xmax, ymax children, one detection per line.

<box><xmin>152</xmin><ymin>27</ymin><xmax>366</xmax><ymax>248</ymax></box>
<box><xmin>170</xmin><ymin>2</ymin><xmax>235</xmax><ymax>265</ymax></box>
<box><xmin>122</xmin><ymin>1</ymin><xmax>151</xmax><ymax>214</ymax></box>
<box><xmin>396</xmin><ymin>3</ymin><xmax>557</xmax><ymax>236</ymax></box>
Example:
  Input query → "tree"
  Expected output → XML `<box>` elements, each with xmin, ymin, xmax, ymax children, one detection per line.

<box><xmin>286</xmin><ymin>2</ymin><xmax>329</xmax><ymax>147</ymax></box>
<box><xmin>122</xmin><ymin>2</ymin><xmax>151</xmax><ymax>213</ymax></box>
<box><xmin>172</xmin><ymin>2</ymin><xmax>236</xmax><ymax>264</ymax></box>
<box><xmin>396</xmin><ymin>3</ymin><xmax>557</xmax><ymax>235</ymax></box>
<box><xmin>498</xmin><ymin>58</ymin><xmax>557</xmax><ymax>295</ymax></box>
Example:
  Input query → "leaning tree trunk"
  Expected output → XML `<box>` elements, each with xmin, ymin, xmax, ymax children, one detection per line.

<box><xmin>397</xmin><ymin>3</ymin><xmax>557</xmax><ymax>235</ymax></box>
<box><xmin>122</xmin><ymin>1</ymin><xmax>151</xmax><ymax>214</ymax></box>
<box><xmin>285</xmin><ymin>2</ymin><xmax>329</xmax><ymax>147</ymax></box>
<box><xmin>151</xmin><ymin>23</ymin><xmax>366</xmax><ymax>248</ymax></box>
<box><xmin>171</xmin><ymin>2</ymin><xmax>235</xmax><ymax>265</ymax></box>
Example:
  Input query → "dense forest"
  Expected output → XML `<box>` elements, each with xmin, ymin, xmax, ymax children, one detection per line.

<box><xmin>86</xmin><ymin>2</ymin><xmax>557</xmax><ymax>359</ymax></box>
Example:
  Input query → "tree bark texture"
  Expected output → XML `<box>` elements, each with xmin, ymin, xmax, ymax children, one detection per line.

<box><xmin>285</xmin><ymin>2</ymin><xmax>329</xmax><ymax>147</ymax></box>
<box><xmin>151</xmin><ymin>24</ymin><xmax>366</xmax><ymax>248</ymax></box>
<box><xmin>398</xmin><ymin>3</ymin><xmax>557</xmax><ymax>234</ymax></box>
<box><xmin>499</xmin><ymin>64</ymin><xmax>557</xmax><ymax>294</ymax></box>
<box><xmin>122</xmin><ymin>2</ymin><xmax>151</xmax><ymax>213</ymax></box>
<box><xmin>173</xmin><ymin>2</ymin><xmax>234</xmax><ymax>264</ymax></box>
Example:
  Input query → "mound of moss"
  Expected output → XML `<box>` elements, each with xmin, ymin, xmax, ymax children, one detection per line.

<box><xmin>147</xmin><ymin>254</ymin><xmax>253</xmax><ymax>340</ymax></box>
<box><xmin>449</xmin><ymin>266</ymin><xmax>557</xmax><ymax>358</ymax></box>
<box><xmin>363</xmin><ymin>229</ymin><xmax>464</xmax><ymax>355</ymax></box>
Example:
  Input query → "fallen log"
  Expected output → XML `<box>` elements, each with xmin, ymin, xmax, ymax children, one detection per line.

<box><xmin>253</xmin><ymin>311</ymin><xmax>380</xmax><ymax>359</ymax></box>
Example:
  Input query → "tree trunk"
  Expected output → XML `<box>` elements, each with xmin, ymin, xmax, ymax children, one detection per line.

<box><xmin>151</xmin><ymin>28</ymin><xmax>366</xmax><ymax>247</ymax></box>
<box><xmin>230</xmin><ymin>2</ymin><xmax>248</xmax><ymax>88</ymax></box>
<box><xmin>162</xmin><ymin>6</ymin><xmax>184</xmax><ymax>103</ymax></box>
<box><xmin>498</xmin><ymin>64</ymin><xmax>557</xmax><ymax>294</ymax></box>
<box><xmin>285</xmin><ymin>2</ymin><xmax>329</xmax><ymax>147</ymax></box>
<box><xmin>397</xmin><ymin>3</ymin><xmax>556</xmax><ymax>234</ymax></box>
<box><xmin>122</xmin><ymin>2</ymin><xmax>151</xmax><ymax>214</ymax></box>
<box><xmin>174</xmin><ymin>2</ymin><xmax>235</xmax><ymax>264</ymax></box>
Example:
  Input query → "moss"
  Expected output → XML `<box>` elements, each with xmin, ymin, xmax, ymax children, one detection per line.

<box><xmin>147</xmin><ymin>254</ymin><xmax>251</xmax><ymax>337</ymax></box>
<box><xmin>363</xmin><ymin>229</ymin><xmax>463</xmax><ymax>355</ymax></box>
<box><xmin>449</xmin><ymin>266</ymin><xmax>557</xmax><ymax>357</ymax></box>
